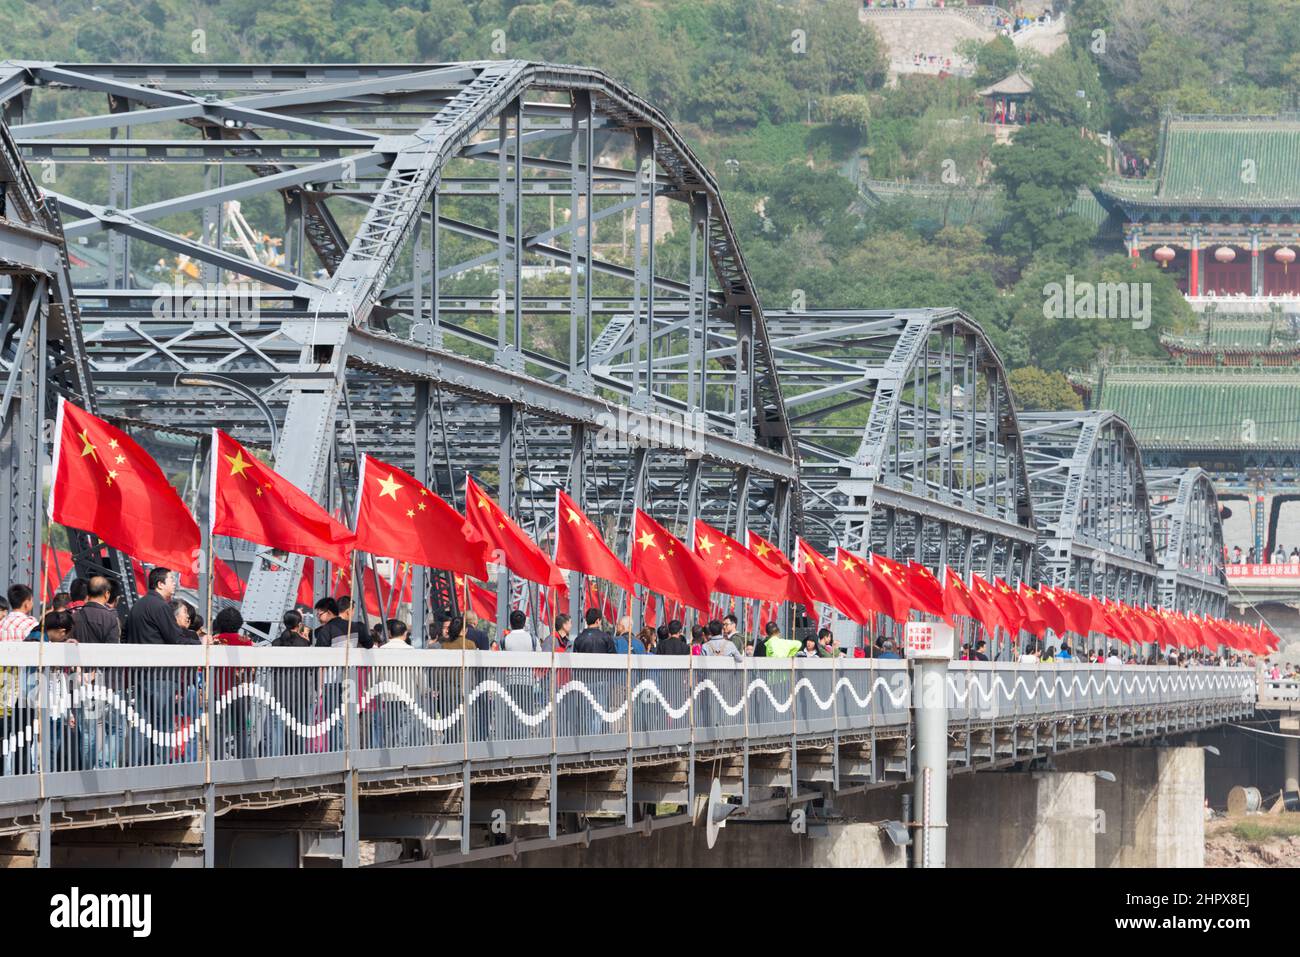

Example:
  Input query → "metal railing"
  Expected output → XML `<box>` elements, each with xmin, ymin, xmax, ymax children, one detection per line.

<box><xmin>0</xmin><ymin>646</ymin><xmax>915</xmax><ymax>804</ymax></box>
<box><xmin>943</xmin><ymin>663</ymin><xmax>1256</xmax><ymax>722</ymax></box>
<box><xmin>1260</xmin><ymin>678</ymin><xmax>1300</xmax><ymax>706</ymax></box>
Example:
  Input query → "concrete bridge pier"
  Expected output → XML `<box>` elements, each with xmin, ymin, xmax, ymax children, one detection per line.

<box><xmin>1283</xmin><ymin>716</ymin><xmax>1300</xmax><ymax>808</ymax></box>
<box><xmin>946</xmin><ymin>771</ymin><xmax>1098</xmax><ymax>868</ymax></box>
<box><xmin>1056</xmin><ymin>746</ymin><xmax>1206</xmax><ymax>867</ymax></box>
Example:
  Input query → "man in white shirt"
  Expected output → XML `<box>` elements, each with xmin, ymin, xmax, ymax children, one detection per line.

<box><xmin>1018</xmin><ymin>641</ymin><xmax>1039</xmax><ymax>664</ymax></box>
<box><xmin>502</xmin><ymin>609</ymin><xmax>537</xmax><ymax>652</ymax></box>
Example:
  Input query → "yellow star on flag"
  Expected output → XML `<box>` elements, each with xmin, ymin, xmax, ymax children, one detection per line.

<box><xmin>753</xmin><ymin>540</ymin><xmax>770</xmax><ymax>558</ymax></box>
<box><xmin>566</xmin><ymin>507</ymin><xmax>582</xmax><ymax>524</ymax></box>
<box><xmin>637</xmin><ymin>530</ymin><xmax>657</xmax><ymax>551</ymax></box>
<box><xmin>108</xmin><ymin>438</ymin><xmax>119</xmax><ymax>449</ymax></box>
<box><xmin>78</xmin><ymin>429</ymin><xmax>98</xmax><ymax>461</ymax></box>
<box><xmin>377</xmin><ymin>473</ymin><xmax>402</xmax><ymax>500</ymax></box>
<box><xmin>105</xmin><ymin>470</ymin><xmax>118</xmax><ymax>486</ymax></box>
<box><xmin>697</xmin><ymin>534</ymin><xmax>715</xmax><ymax>554</ymax></box>
<box><xmin>406</xmin><ymin>509</ymin><xmax>415</xmax><ymax>518</ymax></box>
<box><xmin>226</xmin><ymin>449</ymin><xmax>253</xmax><ymax>479</ymax></box>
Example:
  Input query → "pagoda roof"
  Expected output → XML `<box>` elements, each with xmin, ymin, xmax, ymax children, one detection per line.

<box><xmin>1095</xmin><ymin>364</ymin><xmax>1300</xmax><ymax>449</ymax></box>
<box><xmin>977</xmin><ymin>71</ymin><xmax>1034</xmax><ymax>97</ymax></box>
<box><xmin>1099</xmin><ymin>113</ymin><xmax>1300</xmax><ymax>210</ymax></box>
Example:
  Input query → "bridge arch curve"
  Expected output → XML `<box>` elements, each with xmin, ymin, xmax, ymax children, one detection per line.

<box><xmin>768</xmin><ymin>308</ymin><xmax>1035</xmax><ymax>580</ymax></box>
<box><xmin>1148</xmin><ymin>467</ymin><xmax>1228</xmax><ymax>617</ymax></box>
<box><xmin>1020</xmin><ymin>410</ymin><xmax>1159</xmax><ymax>604</ymax></box>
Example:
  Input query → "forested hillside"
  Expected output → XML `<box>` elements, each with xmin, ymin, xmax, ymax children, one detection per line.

<box><xmin>5</xmin><ymin>0</ymin><xmax>1299</xmax><ymax>409</ymax></box>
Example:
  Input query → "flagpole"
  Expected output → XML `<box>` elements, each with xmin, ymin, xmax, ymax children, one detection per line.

<box><xmin>204</xmin><ymin>430</ymin><xmax>217</xmax><ymax>641</ymax></box>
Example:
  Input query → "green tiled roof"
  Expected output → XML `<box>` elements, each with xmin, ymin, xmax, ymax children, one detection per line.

<box><xmin>1100</xmin><ymin>114</ymin><xmax>1300</xmax><ymax>209</ymax></box>
<box><xmin>1096</xmin><ymin>365</ymin><xmax>1300</xmax><ymax>448</ymax></box>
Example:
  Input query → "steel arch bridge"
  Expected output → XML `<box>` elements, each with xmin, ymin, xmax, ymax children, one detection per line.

<box><xmin>1020</xmin><ymin>411</ymin><xmax>1159</xmax><ymax>604</ymax></box>
<box><xmin>1</xmin><ymin>60</ymin><xmax>799</xmax><ymax>636</ymax></box>
<box><xmin>763</xmin><ymin>308</ymin><xmax>1036</xmax><ymax>583</ymax></box>
<box><xmin>1147</xmin><ymin>467</ymin><xmax>1228</xmax><ymax>617</ymax></box>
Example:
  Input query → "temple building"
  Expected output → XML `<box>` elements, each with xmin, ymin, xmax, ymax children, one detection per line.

<box><xmin>1099</xmin><ymin>113</ymin><xmax>1300</xmax><ymax>297</ymax></box>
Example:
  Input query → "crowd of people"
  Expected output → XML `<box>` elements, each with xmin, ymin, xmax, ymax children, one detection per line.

<box><xmin>1229</xmin><ymin>545</ymin><xmax>1300</xmax><ymax>565</ymax></box>
<box><xmin>0</xmin><ymin>565</ymin><xmax>1269</xmax><ymax>776</ymax></box>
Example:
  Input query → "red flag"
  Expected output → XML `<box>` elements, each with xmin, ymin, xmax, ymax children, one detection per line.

<box><xmin>50</xmin><ymin>399</ymin><xmax>200</xmax><ymax>575</ymax></box>
<box><xmin>354</xmin><ymin>455</ymin><xmax>488</xmax><ymax>579</ymax></box>
<box><xmin>130</xmin><ymin>558</ymin><xmax>148</xmax><ymax>597</ymax></box>
<box><xmin>991</xmin><ymin>578</ymin><xmax>1027</xmax><ymax>636</ymax></box>
<box><xmin>464</xmin><ymin>476</ymin><xmax>565</xmax><ymax>589</ymax></box>
<box><xmin>644</xmin><ymin>596</ymin><xmax>658</xmax><ymax>628</ymax></box>
<box><xmin>970</xmin><ymin>574</ymin><xmax>1011</xmax><ymax>635</ymax></box>
<box><xmin>748</xmin><ymin>530</ymin><xmax>818</xmax><ymax>611</ymax></box>
<box><xmin>363</xmin><ymin>561</ymin><xmax>413</xmax><ymax>618</ymax></box>
<box><xmin>1016</xmin><ymin>583</ymin><xmax>1050</xmax><ymax>637</ymax></box>
<box><xmin>211</xmin><ymin>429</ymin><xmax>355</xmax><ymax>566</ymax></box>
<box><xmin>329</xmin><ymin>561</ymin><xmax>353</xmax><ymax>599</ymax></box>
<box><xmin>554</xmin><ymin>490</ymin><xmax>634</xmax><ymax>590</ymax></box>
<box><xmin>1053</xmin><ymin>587</ymin><xmax>1095</xmax><ymax>636</ymax></box>
<box><xmin>944</xmin><ymin>567</ymin><xmax>991</xmax><ymax>628</ymax></box>
<box><xmin>906</xmin><ymin>561</ymin><xmax>949</xmax><ymax>619</ymax></box>
<box><xmin>865</xmin><ymin>556</ymin><xmax>917</xmax><ymax>623</ymax></box>
<box><xmin>213</xmin><ymin>557</ymin><xmax>246</xmax><ymax>602</ymax></box>
<box><xmin>297</xmin><ymin>558</ymin><xmax>315</xmax><ymax>608</ymax></box>
<box><xmin>694</xmin><ymin>519</ymin><xmax>784</xmax><ymax>600</ymax></box>
<box><xmin>1031</xmin><ymin>586</ymin><xmax>1068</xmax><ymax>635</ymax></box>
<box><xmin>833</xmin><ymin>549</ymin><xmax>899</xmax><ymax>623</ymax></box>
<box><xmin>795</xmin><ymin>540</ymin><xmax>871</xmax><ymax>624</ymax></box>
<box><xmin>41</xmin><ymin>546</ymin><xmax>72</xmax><ymax>604</ymax></box>
<box><xmin>630</xmin><ymin>510</ymin><xmax>712</xmax><ymax>614</ymax></box>
<box><xmin>458</xmin><ymin>574</ymin><xmax>497</xmax><ymax>622</ymax></box>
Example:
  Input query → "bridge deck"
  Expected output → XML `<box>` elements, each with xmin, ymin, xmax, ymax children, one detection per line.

<box><xmin>0</xmin><ymin>646</ymin><xmax>1256</xmax><ymax>857</ymax></box>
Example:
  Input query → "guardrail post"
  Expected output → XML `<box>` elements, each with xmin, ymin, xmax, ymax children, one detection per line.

<box><xmin>831</xmin><ymin>658</ymin><xmax>840</xmax><ymax>792</ymax></box>
<box><xmin>36</xmin><ymin>650</ymin><xmax>49</xmax><ymax>868</ymax></box>
<box><xmin>625</xmin><ymin>655</ymin><xmax>633</xmax><ymax>829</ymax></box>
<box><xmin>912</xmin><ymin>653</ymin><xmax>949</xmax><ymax>869</ymax></box>
<box><xmin>789</xmin><ymin>656</ymin><xmax>797</xmax><ymax>804</ymax></box>
<box><xmin>687</xmin><ymin>654</ymin><xmax>696</xmax><ymax>816</ymax></box>
<box><xmin>342</xmin><ymin>655</ymin><xmax>359</xmax><ymax>869</ymax></box>
<box><xmin>741</xmin><ymin>656</ymin><xmax>749</xmax><ymax>808</ymax></box>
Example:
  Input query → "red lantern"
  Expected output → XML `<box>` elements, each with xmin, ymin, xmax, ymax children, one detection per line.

<box><xmin>1275</xmin><ymin>247</ymin><xmax>1296</xmax><ymax>274</ymax></box>
<box><xmin>1154</xmin><ymin>246</ymin><xmax>1175</xmax><ymax>268</ymax></box>
<box><xmin>1214</xmin><ymin>246</ymin><xmax>1235</xmax><ymax>263</ymax></box>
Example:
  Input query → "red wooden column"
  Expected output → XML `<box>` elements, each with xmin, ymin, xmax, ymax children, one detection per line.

<box><xmin>1189</xmin><ymin>231</ymin><xmax>1200</xmax><ymax>295</ymax></box>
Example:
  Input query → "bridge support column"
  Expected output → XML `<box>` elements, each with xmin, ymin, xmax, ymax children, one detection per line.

<box><xmin>1058</xmin><ymin>745</ymin><xmax>1205</xmax><ymax>867</ymax></box>
<box><xmin>912</xmin><ymin>658</ymin><xmax>948</xmax><ymax>868</ymax></box>
<box><xmin>947</xmin><ymin>771</ymin><xmax>1096</xmax><ymax>868</ymax></box>
<box><xmin>1283</xmin><ymin>716</ymin><xmax>1299</xmax><ymax>808</ymax></box>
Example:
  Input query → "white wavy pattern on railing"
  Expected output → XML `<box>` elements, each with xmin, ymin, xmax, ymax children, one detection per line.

<box><xmin>945</xmin><ymin>671</ymin><xmax>1254</xmax><ymax>708</ymax></box>
<box><xmin>2</xmin><ymin>684</ymin><xmax>210</xmax><ymax>755</ymax></box>
<box><xmin>1</xmin><ymin>670</ymin><xmax>1250</xmax><ymax>757</ymax></box>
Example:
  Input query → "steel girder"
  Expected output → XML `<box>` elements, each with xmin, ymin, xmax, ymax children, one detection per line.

<box><xmin>1147</xmin><ymin>467</ymin><xmax>1228</xmax><ymax>617</ymax></box>
<box><xmin>1020</xmin><ymin>411</ymin><xmax>1160</xmax><ymax>604</ymax></box>
<box><xmin>762</xmin><ymin>308</ymin><xmax>1035</xmax><ymax>583</ymax></box>
<box><xmin>2</xmin><ymin>61</ymin><xmax>797</xmax><ymax>629</ymax></box>
<box><xmin>1</xmin><ymin>114</ymin><xmax>131</xmax><ymax>596</ymax></box>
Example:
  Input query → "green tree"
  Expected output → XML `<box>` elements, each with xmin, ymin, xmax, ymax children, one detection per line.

<box><xmin>959</xmin><ymin>35</ymin><xmax>1019</xmax><ymax>88</ymax></box>
<box><xmin>990</xmin><ymin>124</ymin><xmax>1104</xmax><ymax>264</ymax></box>
<box><xmin>1030</xmin><ymin>46</ymin><xmax>1111</xmax><ymax>130</ymax></box>
<box><xmin>1007</xmin><ymin>367</ymin><xmax>1083</xmax><ymax>412</ymax></box>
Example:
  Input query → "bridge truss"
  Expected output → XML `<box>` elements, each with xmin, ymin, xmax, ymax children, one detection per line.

<box><xmin>763</xmin><ymin>308</ymin><xmax>1036</xmax><ymax>583</ymax></box>
<box><xmin>1020</xmin><ymin>411</ymin><xmax>1160</xmax><ymax>604</ymax></box>
<box><xmin>1147</xmin><ymin>467</ymin><xmax>1228</xmax><ymax>617</ymax></box>
<box><xmin>0</xmin><ymin>60</ymin><xmax>798</xmax><ymax>637</ymax></box>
